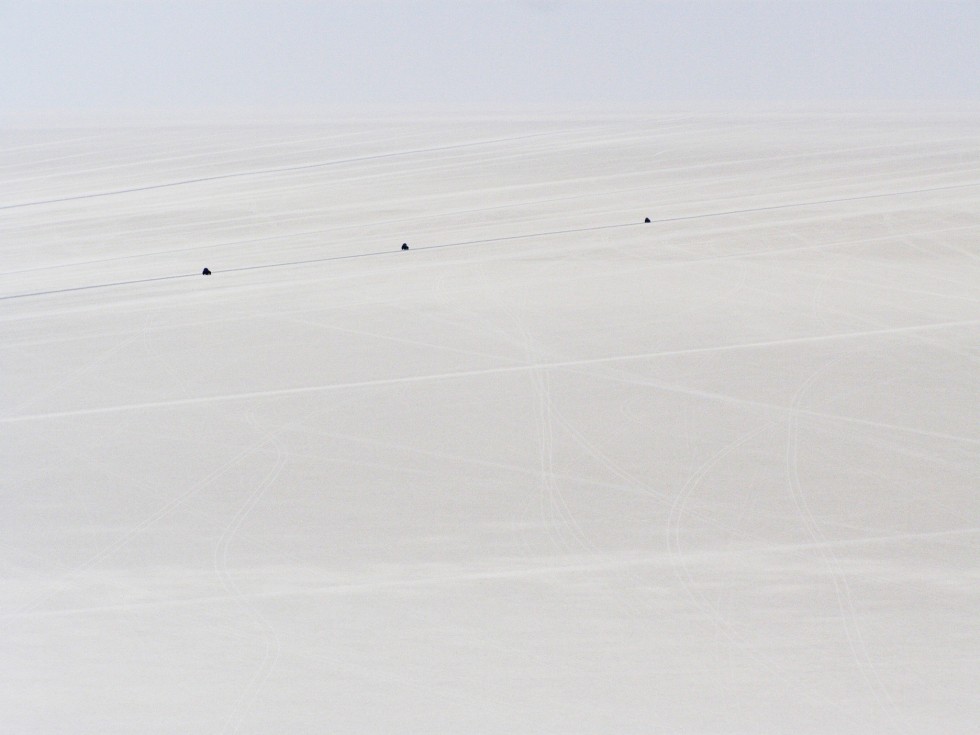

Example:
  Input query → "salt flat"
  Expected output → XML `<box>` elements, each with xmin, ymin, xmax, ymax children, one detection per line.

<box><xmin>1</xmin><ymin>113</ymin><xmax>978</xmax><ymax>733</ymax></box>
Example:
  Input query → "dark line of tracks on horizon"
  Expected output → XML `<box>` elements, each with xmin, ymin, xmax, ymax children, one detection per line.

<box><xmin>2</xmin><ymin>181</ymin><xmax>977</xmax><ymax>302</ymax></box>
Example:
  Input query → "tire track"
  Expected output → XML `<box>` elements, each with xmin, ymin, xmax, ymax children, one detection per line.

<box><xmin>0</xmin><ymin>413</ymin><xmax>300</xmax><ymax>624</ymax></box>
<box><xmin>215</xmin><ymin>414</ymin><xmax>288</xmax><ymax>734</ymax></box>
<box><xmin>6</xmin><ymin>319</ymin><xmax>977</xmax><ymax>444</ymax></box>
<box><xmin>0</xmin><ymin>131</ymin><xmax>559</xmax><ymax>211</ymax></box>
<box><xmin>663</xmin><ymin>420</ymin><xmax>861</xmax><ymax>721</ymax></box>
<box><xmin>784</xmin><ymin>358</ymin><xmax>909</xmax><ymax>733</ymax></box>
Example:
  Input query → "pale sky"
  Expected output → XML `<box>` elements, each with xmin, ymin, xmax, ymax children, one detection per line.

<box><xmin>2</xmin><ymin>1</ymin><xmax>978</xmax><ymax>116</ymax></box>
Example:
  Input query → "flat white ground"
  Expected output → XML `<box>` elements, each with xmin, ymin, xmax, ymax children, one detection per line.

<box><xmin>1</xmin><ymin>113</ymin><xmax>977</xmax><ymax>733</ymax></box>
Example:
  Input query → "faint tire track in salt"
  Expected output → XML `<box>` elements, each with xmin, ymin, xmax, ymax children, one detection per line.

<box><xmin>0</xmin><ymin>128</ymin><xmax>387</xmax><ymax>184</ymax></box>
<box><xmin>6</xmin><ymin>331</ymin><xmax>143</xmax><ymax>417</ymax></box>
<box><xmin>215</xmin><ymin>413</ymin><xmax>288</xmax><ymax>734</ymax></box>
<box><xmin>6</xmin><ymin>319</ymin><xmax>979</xmax><ymax>451</ymax></box>
<box><xmin>518</xmin><ymin>308</ymin><xmax>574</xmax><ymax>555</ymax></box>
<box><xmin>663</xmin><ymin>420</ymin><xmax>861</xmax><ymax>720</ymax></box>
<box><xmin>535</xmin><ymin>361</ymin><xmax>597</xmax><ymax>556</ymax></box>
<box><xmin>511</xmin><ymin>260</ymin><xmax>604</xmax><ymax>557</ymax></box>
<box><xmin>11</xmin><ymin>525</ymin><xmax>975</xmax><ymax>621</ymax></box>
<box><xmin>784</xmin><ymin>358</ymin><xmax>908</xmax><ymax>732</ymax></box>
<box><xmin>745</xmin><ymin>244</ymin><xmax>980</xmax><ymax>367</ymax></box>
<box><xmin>553</xmin><ymin>406</ymin><xmax>668</xmax><ymax>503</ymax></box>
<box><xmin>749</xmin><ymin>225</ymin><xmax>980</xmax><ymax>310</ymax></box>
<box><xmin>498</xmin><ymin>294</ymin><xmax>559</xmax><ymax>558</ymax></box>
<box><xmin>545</xmin><ymin>404</ymin><xmax>659</xmax><ymax>619</ymax></box>
<box><xmin>665</xmin><ymin>422</ymin><xmax>775</xmax><ymax>627</ymax></box>
<box><xmin>0</xmin><ymin>134</ymin><xmax>109</xmax><ymax>156</ymax></box>
<box><xmin>0</xmin><ymin>414</ymin><xmax>302</xmax><ymax>624</ymax></box>
<box><xmin>286</xmin><ymin>421</ymin><xmax>646</xmax><ymax>513</ymax></box>
<box><xmin>0</xmin><ymin>131</ymin><xmax>561</xmax><ymax>210</ymax></box>
<box><xmin>283</xmin><ymin>313</ymin><xmax>517</xmax><ymax>365</ymax></box>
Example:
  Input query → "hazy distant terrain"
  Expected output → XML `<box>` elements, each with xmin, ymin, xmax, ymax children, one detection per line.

<box><xmin>1</xmin><ymin>113</ymin><xmax>978</xmax><ymax>733</ymax></box>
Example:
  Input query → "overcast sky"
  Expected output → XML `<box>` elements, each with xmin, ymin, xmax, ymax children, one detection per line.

<box><xmin>2</xmin><ymin>1</ymin><xmax>978</xmax><ymax>117</ymax></box>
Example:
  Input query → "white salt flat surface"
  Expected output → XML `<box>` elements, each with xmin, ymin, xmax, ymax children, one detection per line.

<box><xmin>1</xmin><ymin>113</ymin><xmax>978</xmax><ymax>733</ymax></box>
